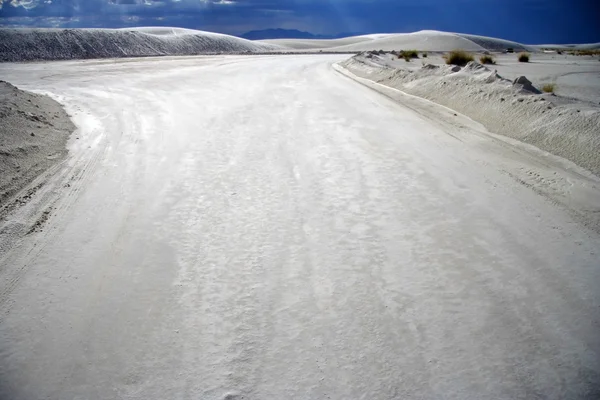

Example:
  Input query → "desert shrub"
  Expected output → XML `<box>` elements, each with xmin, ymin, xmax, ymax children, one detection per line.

<box><xmin>398</xmin><ymin>50</ymin><xmax>419</xmax><ymax>60</ymax></box>
<box><xmin>445</xmin><ymin>49</ymin><xmax>474</xmax><ymax>66</ymax></box>
<box><xmin>573</xmin><ymin>49</ymin><xmax>600</xmax><ymax>56</ymax></box>
<box><xmin>479</xmin><ymin>55</ymin><xmax>496</xmax><ymax>64</ymax></box>
<box><xmin>422</xmin><ymin>53</ymin><xmax>428</xmax><ymax>58</ymax></box>
<box><xmin>556</xmin><ymin>50</ymin><xmax>562</xmax><ymax>55</ymax></box>
<box><xmin>542</xmin><ymin>83</ymin><xmax>556</xmax><ymax>93</ymax></box>
<box><xmin>518</xmin><ymin>52</ymin><xmax>530</xmax><ymax>62</ymax></box>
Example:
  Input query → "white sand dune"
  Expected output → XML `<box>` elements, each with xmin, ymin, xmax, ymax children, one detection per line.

<box><xmin>340</xmin><ymin>53</ymin><xmax>600</xmax><ymax>178</ymax></box>
<box><xmin>0</xmin><ymin>81</ymin><xmax>74</xmax><ymax>214</ymax></box>
<box><xmin>260</xmin><ymin>30</ymin><xmax>532</xmax><ymax>52</ymax></box>
<box><xmin>456</xmin><ymin>33</ymin><xmax>531</xmax><ymax>52</ymax></box>
<box><xmin>531</xmin><ymin>42</ymin><xmax>600</xmax><ymax>50</ymax></box>
<box><xmin>0</xmin><ymin>27</ymin><xmax>281</xmax><ymax>62</ymax></box>
<box><xmin>260</xmin><ymin>34</ymin><xmax>393</xmax><ymax>50</ymax></box>
<box><xmin>329</xmin><ymin>31</ymin><xmax>489</xmax><ymax>52</ymax></box>
<box><xmin>118</xmin><ymin>27</ymin><xmax>210</xmax><ymax>36</ymax></box>
<box><xmin>0</xmin><ymin>27</ymin><xmax>586</xmax><ymax>62</ymax></box>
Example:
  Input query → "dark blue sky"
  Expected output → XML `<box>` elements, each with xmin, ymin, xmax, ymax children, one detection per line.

<box><xmin>0</xmin><ymin>0</ymin><xmax>598</xmax><ymax>44</ymax></box>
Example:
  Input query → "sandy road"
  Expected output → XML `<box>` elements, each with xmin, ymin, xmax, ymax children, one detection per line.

<box><xmin>0</xmin><ymin>55</ymin><xmax>599</xmax><ymax>399</ymax></box>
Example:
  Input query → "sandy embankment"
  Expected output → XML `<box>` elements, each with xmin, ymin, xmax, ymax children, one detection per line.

<box><xmin>339</xmin><ymin>53</ymin><xmax>600</xmax><ymax>177</ymax></box>
<box><xmin>260</xmin><ymin>30</ymin><xmax>533</xmax><ymax>53</ymax></box>
<box><xmin>0</xmin><ymin>28</ymin><xmax>281</xmax><ymax>62</ymax></box>
<box><xmin>0</xmin><ymin>81</ymin><xmax>74</xmax><ymax>214</ymax></box>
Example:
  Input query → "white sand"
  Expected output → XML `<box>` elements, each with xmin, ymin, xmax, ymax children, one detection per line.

<box><xmin>0</xmin><ymin>27</ymin><xmax>282</xmax><ymax>62</ymax></box>
<box><xmin>260</xmin><ymin>30</ymin><xmax>532</xmax><ymax>52</ymax></box>
<box><xmin>531</xmin><ymin>43</ymin><xmax>600</xmax><ymax>50</ymax></box>
<box><xmin>0</xmin><ymin>81</ymin><xmax>74</xmax><ymax>217</ymax></box>
<box><xmin>259</xmin><ymin>34</ymin><xmax>392</xmax><ymax>50</ymax></box>
<box><xmin>0</xmin><ymin>55</ymin><xmax>599</xmax><ymax>399</ymax></box>
<box><xmin>339</xmin><ymin>53</ymin><xmax>600</xmax><ymax>178</ymax></box>
<box><xmin>368</xmin><ymin>52</ymin><xmax>600</xmax><ymax>104</ymax></box>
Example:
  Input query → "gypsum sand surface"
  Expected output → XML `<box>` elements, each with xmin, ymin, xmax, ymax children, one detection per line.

<box><xmin>0</xmin><ymin>28</ymin><xmax>281</xmax><ymax>62</ymax></box>
<box><xmin>364</xmin><ymin>51</ymin><xmax>600</xmax><ymax>105</ymax></box>
<box><xmin>339</xmin><ymin>53</ymin><xmax>600</xmax><ymax>177</ymax></box>
<box><xmin>0</xmin><ymin>80</ymin><xmax>74</xmax><ymax>213</ymax></box>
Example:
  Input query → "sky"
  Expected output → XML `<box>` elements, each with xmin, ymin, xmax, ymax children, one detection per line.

<box><xmin>0</xmin><ymin>0</ymin><xmax>598</xmax><ymax>44</ymax></box>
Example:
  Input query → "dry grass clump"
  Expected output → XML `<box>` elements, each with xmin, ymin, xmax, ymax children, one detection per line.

<box><xmin>518</xmin><ymin>52</ymin><xmax>530</xmax><ymax>62</ymax></box>
<box><xmin>398</xmin><ymin>50</ymin><xmax>419</xmax><ymax>61</ymax></box>
<box><xmin>444</xmin><ymin>49</ymin><xmax>474</xmax><ymax>66</ymax></box>
<box><xmin>542</xmin><ymin>83</ymin><xmax>556</xmax><ymax>93</ymax></box>
<box><xmin>570</xmin><ymin>49</ymin><xmax>600</xmax><ymax>56</ymax></box>
<box><xmin>479</xmin><ymin>55</ymin><xmax>496</xmax><ymax>64</ymax></box>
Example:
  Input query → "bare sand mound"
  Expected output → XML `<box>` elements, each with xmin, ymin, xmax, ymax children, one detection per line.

<box><xmin>261</xmin><ymin>30</ymin><xmax>532</xmax><ymax>52</ymax></box>
<box><xmin>531</xmin><ymin>43</ymin><xmax>600</xmax><ymax>50</ymax></box>
<box><xmin>340</xmin><ymin>54</ymin><xmax>600</xmax><ymax>176</ymax></box>
<box><xmin>456</xmin><ymin>33</ymin><xmax>531</xmax><ymax>52</ymax></box>
<box><xmin>259</xmin><ymin>34</ymin><xmax>393</xmax><ymax>50</ymax></box>
<box><xmin>330</xmin><ymin>31</ymin><xmax>484</xmax><ymax>52</ymax></box>
<box><xmin>0</xmin><ymin>81</ymin><xmax>74</xmax><ymax>211</ymax></box>
<box><xmin>119</xmin><ymin>27</ymin><xmax>211</xmax><ymax>36</ymax></box>
<box><xmin>0</xmin><ymin>28</ymin><xmax>281</xmax><ymax>62</ymax></box>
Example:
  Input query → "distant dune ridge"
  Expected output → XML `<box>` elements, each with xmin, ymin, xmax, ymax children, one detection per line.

<box><xmin>241</xmin><ymin>28</ymin><xmax>366</xmax><ymax>40</ymax></box>
<box><xmin>1</xmin><ymin>27</ymin><xmax>597</xmax><ymax>62</ymax></box>
<box><xmin>531</xmin><ymin>43</ymin><xmax>600</xmax><ymax>50</ymax></box>
<box><xmin>0</xmin><ymin>27</ymin><xmax>281</xmax><ymax>62</ymax></box>
<box><xmin>260</xmin><ymin>30</ymin><xmax>534</xmax><ymax>52</ymax></box>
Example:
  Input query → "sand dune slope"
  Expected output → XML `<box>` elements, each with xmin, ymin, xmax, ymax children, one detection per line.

<box><xmin>261</xmin><ymin>30</ymin><xmax>532</xmax><ymax>52</ymax></box>
<box><xmin>340</xmin><ymin>54</ymin><xmax>600</xmax><ymax>179</ymax></box>
<box><xmin>259</xmin><ymin>34</ymin><xmax>392</xmax><ymax>50</ymax></box>
<box><xmin>0</xmin><ymin>28</ymin><xmax>281</xmax><ymax>62</ymax></box>
<box><xmin>0</xmin><ymin>81</ymin><xmax>74</xmax><ymax>215</ymax></box>
<box><xmin>531</xmin><ymin>42</ymin><xmax>600</xmax><ymax>50</ymax></box>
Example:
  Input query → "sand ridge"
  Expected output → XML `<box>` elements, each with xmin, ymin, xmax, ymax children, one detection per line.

<box><xmin>340</xmin><ymin>52</ymin><xmax>600</xmax><ymax>177</ymax></box>
<box><xmin>0</xmin><ymin>81</ymin><xmax>74</xmax><ymax>213</ymax></box>
<box><xmin>261</xmin><ymin>30</ymin><xmax>533</xmax><ymax>52</ymax></box>
<box><xmin>0</xmin><ymin>27</ymin><xmax>282</xmax><ymax>62</ymax></box>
